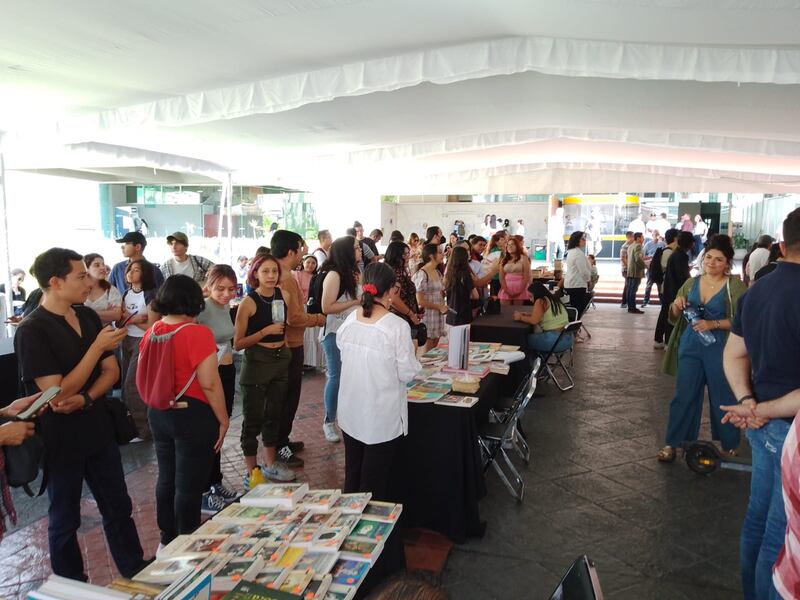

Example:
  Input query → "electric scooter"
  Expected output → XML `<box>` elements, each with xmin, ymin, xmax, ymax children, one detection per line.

<box><xmin>682</xmin><ymin>440</ymin><xmax>752</xmax><ymax>475</ymax></box>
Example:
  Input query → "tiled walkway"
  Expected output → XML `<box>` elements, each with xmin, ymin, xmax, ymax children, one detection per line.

<box><xmin>0</xmin><ymin>306</ymin><xmax>749</xmax><ymax>599</ymax></box>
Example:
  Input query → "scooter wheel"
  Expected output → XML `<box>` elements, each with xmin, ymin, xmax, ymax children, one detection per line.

<box><xmin>685</xmin><ymin>443</ymin><xmax>720</xmax><ymax>475</ymax></box>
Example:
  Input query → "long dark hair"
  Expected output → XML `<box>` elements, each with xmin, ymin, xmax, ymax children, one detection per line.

<box><xmin>125</xmin><ymin>258</ymin><xmax>156</xmax><ymax>291</ymax></box>
<box><xmin>443</xmin><ymin>246</ymin><xmax>471</xmax><ymax>292</ymax></box>
<box><xmin>706</xmin><ymin>233</ymin><xmax>735</xmax><ymax>264</ymax></box>
<box><xmin>83</xmin><ymin>252</ymin><xmax>110</xmax><ymax>291</ymax></box>
<box><xmin>425</xmin><ymin>226</ymin><xmax>441</xmax><ymax>244</ymax></box>
<box><xmin>567</xmin><ymin>231</ymin><xmax>584</xmax><ymax>250</ymax></box>
<box><xmin>676</xmin><ymin>231</ymin><xmax>695</xmax><ymax>252</ymax></box>
<box><xmin>384</xmin><ymin>241</ymin><xmax>409</xmax><ymax>270</ymax></box>
<box><xmin>320</xmin><ymin>236</ymin><xmax>358</xmax><ymax>299</ymax></box>
<box><xmin>361</xmin><ymin>263</ymin><xmax>396</xmax><ymax>318</ymax></box>
<box><xmin>527</xmin><ymin>281</ymin><xmax>564</xmax><ymax>316</ymax></box>
<box><xmin>417</xmin><ymin>243</ymin><xmax>440</xmax><ymax>272</ymax></box>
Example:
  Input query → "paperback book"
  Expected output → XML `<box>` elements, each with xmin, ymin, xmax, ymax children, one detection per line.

<box><xmin>240</xmin><ymin>483</ymin><xmax>310</xmax><ymax>508</ymax></box>
<box><xmin>222</xmin><ymin>580</ymin><xmax>302</xmax><ymax>599</ymax></box>
<box><xmin>349</xmin><ymin>519</ymin><xmax>393</xmax><ymax>542</ymax></box>
<box><xmin>338</xmin><ymin>537</ymin><xmax>384</xmax><ymax>564</ymax></box>
<box><xmin>434</xmin><ymin>394</ymin><xmax>479</xmax><ymax>408</ymax></box>
<box><xmin>361</xmin><ymin>501</ymin><xmax>403</xmax><ymax>523</ymax></box>
<box><xmin>330</xmin><ymin>493</ymin><xmax>371</xmax><ymax>514</ymax></box>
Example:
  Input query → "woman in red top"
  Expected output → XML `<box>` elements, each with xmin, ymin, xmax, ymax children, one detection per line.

<box><xmin>141</xmin><ymin>275</ymin><xmax>230</xmax><ymax>546</ymax></box>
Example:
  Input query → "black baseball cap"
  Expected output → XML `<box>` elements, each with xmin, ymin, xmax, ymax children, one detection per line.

<box><xmin>116</xmin><ymin>231</ymin><xmax>147</xmax><ymax>247</ymax></box>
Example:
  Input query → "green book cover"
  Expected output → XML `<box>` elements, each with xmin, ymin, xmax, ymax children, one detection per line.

<box><xmin>223</xmin><ymin>579</ymin><xmax>302</xmax><ymax>599</ymax></box>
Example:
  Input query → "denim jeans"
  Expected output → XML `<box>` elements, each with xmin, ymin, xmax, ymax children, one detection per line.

<box><xmin>527</xmin><ymin>331</ymin><xmax>572</xmax><ymax>354</ymax></box>
<box><xmin>321</xmin><ymin>333</ymin><xmax>342</xmax><ymax>423</ymax></box>
<box><xmin>741</xmin><ymin>419</ymin><xmax>791</xmax><ymax>600</ymax></box>
<box><xmin>626</xmin><ymin>277</ymin><xmax>642</xmax><ymax>310</ymax></box>
<box><xmin>149</xmin><ymin>398</ymin><xmax>218</xmax><ymax>545</ymax></box>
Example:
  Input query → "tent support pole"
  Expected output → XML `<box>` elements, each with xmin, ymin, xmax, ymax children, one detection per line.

<box><xmin>226</xmin><ymin>174</ymin><xmax>233</xmax><ymax>265</ymax></box>
<box><xmin>0</xmin><ymin>154</ymin><xmax>14</xmax><ymax>333</ymax></box>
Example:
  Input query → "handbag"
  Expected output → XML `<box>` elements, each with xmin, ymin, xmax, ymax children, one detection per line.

<box><xmin>3</xmin><ymin>431</ymin><xmax>45</xmax><ymax>496</ymax></box>
<box><xmin>409</xmin><ymin>322</ymin><xmax>428</xmax><ymax>347</ymax></box>
<box><xmin>485</xmin><ymin>296</ymin><xmax>501</xmax><ymax>315</ymax></box>
<box><xmin>103</xmin><ymin>397</ymin><xmax>138</xmax><ymax>445</ymax></box>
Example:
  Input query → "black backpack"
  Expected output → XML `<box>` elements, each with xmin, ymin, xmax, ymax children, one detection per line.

<box><xmin>306</xmin><ymin>271</ymin><xmax>328</xmax><ymax>314</ymax></box>
<box><xmin>649</xmin><ymin>247</ymin><xmax>666</xmax><ymax>284</ymax></box>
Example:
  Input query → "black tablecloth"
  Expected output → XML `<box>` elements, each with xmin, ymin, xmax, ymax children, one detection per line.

<box><xmin>470</xmin><ymin>305</ymin><xmax>531</xmax><ymax>347</ymax></box>
<box><xmin>400</xmin><ymin>374</ymin><xmax>499</xmax><ymax>543</ymax></box>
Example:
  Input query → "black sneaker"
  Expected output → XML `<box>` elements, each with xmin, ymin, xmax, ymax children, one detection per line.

<box><xmin>277</xmin><ymin>445</ymin><xmax>305</xmax><ymax>468</ymax></box>
<box><xmin>287</xmin><ymin>440</ymin><xmax>305</xmax><ymax>453</ymax></box>
<box><xmin>209</xmin><ymin>483</ymin><xmax>239</xmax><ymax>502</ymax></box>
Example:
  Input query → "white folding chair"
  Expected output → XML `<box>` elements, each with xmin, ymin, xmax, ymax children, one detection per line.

<box><xmin>536</xmin><ymin>320</ymin><xmax>581</xmax><ymax>392</ymax></box>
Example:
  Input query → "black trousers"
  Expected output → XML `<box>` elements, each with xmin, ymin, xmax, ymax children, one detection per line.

<box><xmin>655</xmin><ymin>298</ymin><xmax>673</xmax><ymax>344</ymax></box>
<box><xmin>565</xmin><ymin>287</ymin><xmax>589</xmax><ymax>318</ymax></box>
<box><xmin>343</xmin><ymin>431</ymin><xmax>404</xmax><ymax>502</ymax></box>
<box><xmin>149</xmin><ymin>398</ymin><xmax>218</xmax><ymax>545</ymax></box>
<box><xmin>208</xmin><ymin>362</ymin><xmax>236</xmax><ymax>487</ymax></box>
<box><xmin>46</xmin><ymin>439</ymin><xmax>144</xmax><ymax>580</ymax></box>
<box><xmin>620</xmin><ymin>271</ymin><xmax>629</xmax><ymax>306</ymax></box>
<box><xmin>278</xmin><ymin>346</ymin><xmax>305</xmax><ymax>448</ymax></box>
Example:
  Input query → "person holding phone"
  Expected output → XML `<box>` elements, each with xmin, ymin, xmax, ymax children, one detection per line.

<box><xmin>14</xmin><ymin>247</ymin><xmax>145</xmax><ymax>581</ymax></box>
<box><xmin>234</xmin><ymin>254</ymin><xmax>294</xmax><ymax>485</ymax></box>
<box><xmin>120</xmin><ymin>259</ymin><xmax>157</xmax><ymax>440</ymax></box>
<box><xmin>140</xmin><ymin>275</ymin><xmax>230</xmax><ymax>546</ymax></box>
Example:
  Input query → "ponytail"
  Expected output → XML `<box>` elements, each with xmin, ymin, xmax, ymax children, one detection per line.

<box><xmin>361</xmin><ymin>263</ymin><xmax>396</xmax><ymax>318</ymax></box>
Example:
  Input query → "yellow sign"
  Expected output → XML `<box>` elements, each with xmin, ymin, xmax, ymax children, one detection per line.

<box><xmin>563</xmin><ymin>195</ymin><xmax>639</xmax><ymax>205</ymax></box>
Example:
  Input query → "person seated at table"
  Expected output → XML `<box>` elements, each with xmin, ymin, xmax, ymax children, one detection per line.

<box><xmin>513</xmin><ymin>281</ymin><xmax>571</xmax><ymax>354</ymax></box>
<box><xmin>337</xmin><ymin>262</ymin><xmax>421</xmax><ymax>501</ymax></box>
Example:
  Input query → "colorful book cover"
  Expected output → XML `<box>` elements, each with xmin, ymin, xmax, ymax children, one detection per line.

<box><xmin>329</xmin><ymin>559</ymin><xmax>369</xmax><ymax>587</ymax></box>
<box><xmin>434</xmin><ymin>394</ymin><xmax>479</xmax><ymax>408</ymax></box>
<box><xmin>280</xmin><ymin>569</ymin><xmax>314</xmax><ymax>596</ymax></box>
<box><xmin>250</xmin><ymin>565</ymin><xmax>289</xmax><ymax>589</ymax></box>
<box><xmin>222</xmin><ymin>579</ymin><xmax>302</xmax><ymax>599</ymax></box>
<box><xmin>240</xmin><ymin>483</ymin><xmax>310</xmax><ymax>508</ymax></box>
<box><xmin>292</xmin><ymin>550</ymin><xmax>339</xmax><ymax>578</ymax></box>
<box><xmin>300</xmin><ymin>489</ymin><xmax>341</xmax><ymax>511</ymax></box>
<box><xmin>133</xmin><ymin>554</ymin><xmax>209</xmax><ymax>584</ymax></box>
<box><xmin>275</xmin><ymin>545</ymin><xmax>306</xmax><ymax>569</ymax></box>
<box><xmin>178</xmin><ymin>534</ymin><xmax>229</xmax><ymax>554</ymax></box>
<box><xmin>338</xmin><ymin>537</ymin><xmax>383</xmax><ymax>563</ymax></box>
<box><xmin>330</xmin><ymin>493</ymin><xmax>372</xmax><ymax>514</ymax></box>
<box><xmin>361</xmin><ymin>501</ymin><xmax>403</xmax><ymax>523</ymax></box>
<box><xmin>350</xmin><ymin>519</ymin><xmax>392</xmax><ymax>542</ymax></box>
<box><xmin>441</xmin><ymin>364</ymin><xmax>490</xmax><ymax>378</ymax></box>
<box><xmin>302</xmin><ymin>575</ymin><xmax>332</xmax><ymax>600</ymax></box>
<box><xmin>406</xmin><ymin>388</ymin><xmax>444</xmax><ymax>403</ymax></box>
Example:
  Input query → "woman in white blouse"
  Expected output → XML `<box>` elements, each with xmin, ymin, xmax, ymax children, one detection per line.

<box><xmin>83</xmin><ymin>253</ymin><xmax>123</xmax><ymax>325</ymax></box>
<box><xmin>336</xmin><ymin>262</ymin><xmax>421</xmax><ymax>501</ymax></box>
<box><xmin>562</xmin><ymin>231</ymin><xmax>593</xmax><ymax>317</ymax></box>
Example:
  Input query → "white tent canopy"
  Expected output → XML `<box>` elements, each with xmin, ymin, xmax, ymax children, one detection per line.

<box><xmin>2</xmin><ymin>0</ymin><xmax>800</xmax><ymax>193</ymax></box>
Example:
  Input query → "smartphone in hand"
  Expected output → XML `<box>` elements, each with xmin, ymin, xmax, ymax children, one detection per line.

<box><xmin>16</xmin><ymin>386</ymin><xmax>61</xmax><ymax>420</ymax></box>
<box><xmin>116</xmin><ymin>311</ymin><xmax>139</xmax><ymax>329</ymax></box>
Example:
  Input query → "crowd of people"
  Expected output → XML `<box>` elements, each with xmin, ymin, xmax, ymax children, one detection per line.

<box><xmin>0</xmin><ymin>218</ymin><xmax>579</xmax><ymax>584</ymax></box>
<box><xmin>3</xmin><ymin>207</ymin><xmax>799</xmax><ymax>598</ymax></box>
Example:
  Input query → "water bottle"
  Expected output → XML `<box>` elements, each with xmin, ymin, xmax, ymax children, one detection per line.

<box><xmin>271</xmin><ymin>299</ymin><xmax>285</xmax><ymax>324</ymax></box>
<box><xmin>683</xmin><ymin>305</ymin><xmax>716</xmax><ymax>346</ymax></box>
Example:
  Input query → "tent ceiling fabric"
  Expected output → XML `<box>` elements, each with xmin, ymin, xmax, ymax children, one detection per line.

<box><xmin>2</xmin><ymin>0</ymin><xmax>800</xmax><ymax>193</ymax></box>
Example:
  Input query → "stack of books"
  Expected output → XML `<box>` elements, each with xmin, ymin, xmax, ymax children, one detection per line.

<box><xmin>134</xmin><ymin>488</ymin><xmax>398</xmax><ymax>600</ymax></box>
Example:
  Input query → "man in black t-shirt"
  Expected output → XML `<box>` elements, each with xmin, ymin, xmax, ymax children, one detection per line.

<box><xmin>721</xmin><ymin>207</ymin><xmax>800</xmax><ymax>599</ymax></box>
<box><xmin>14</xmin><ymin>248</ymin><xmax>146</xmax><ymax>581</ymax></box>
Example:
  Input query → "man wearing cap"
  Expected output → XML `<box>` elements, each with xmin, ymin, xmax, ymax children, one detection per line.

<box><xmin>160</xmin><ymin>231</ymin><xmax>215</xmax><ymax>285</ymax></box>
<box><xmin>108</xmin><ymin>232</ymin><xmax>165</xmax><ymax>295</ymax></box>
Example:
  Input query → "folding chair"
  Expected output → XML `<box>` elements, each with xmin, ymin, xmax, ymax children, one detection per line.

<box><xmin>479</xmin><ymin>371</ymin><xmax>537</xmax><ymax>501</ymax></box>
<box><xmin>490</xmin><ymin>358</ymin><xmax>541</xmax><ymax>464</ymax></box>
<box><xmin>536</xmin><ymin>320</ymin><xmax>582</xmax><ymax>391</ymax></box>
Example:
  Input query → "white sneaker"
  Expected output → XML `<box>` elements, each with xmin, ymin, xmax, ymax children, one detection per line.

<box><xmin>323</xmin><ymin>422</ymin><xmax>340</xmax><ymax>443</ymax></box>
<box><xmin>262</xmin><ymin>461</ymin><xmax>297</xmax><ymax>482</ymax></box>
<box><xmin>653</xmin><ymin>341</ymin><xmax>665</xmax><ymax>349</ymax></box>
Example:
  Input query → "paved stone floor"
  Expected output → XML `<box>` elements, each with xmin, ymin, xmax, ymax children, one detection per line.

<box><xmin>0</xmin><ymin>305</ymin><xmax>750</xmax><ymax>599</ymax></box>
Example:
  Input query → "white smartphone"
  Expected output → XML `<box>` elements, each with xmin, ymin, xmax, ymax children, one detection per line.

<box><xmin>16</xmin><ymin>386</ymin><xmax>61</xmax><ymax>421</ymax></box>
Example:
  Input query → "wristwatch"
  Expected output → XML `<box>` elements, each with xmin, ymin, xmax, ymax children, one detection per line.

<box><xmin>737</xmin><ymin>394</ymin><xmax>756</xmax><ymax>405</ymax></box>
<box><xmin>82</xmin><ymin>392</ymin><xmax>95</xmax><ymax>410</ymax></box>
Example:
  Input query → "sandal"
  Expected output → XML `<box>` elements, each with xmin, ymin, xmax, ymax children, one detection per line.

<box><xmin>657</xmin><ymin>446</ymin><xmax>676</xmax><ymax>463</ymax></box>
